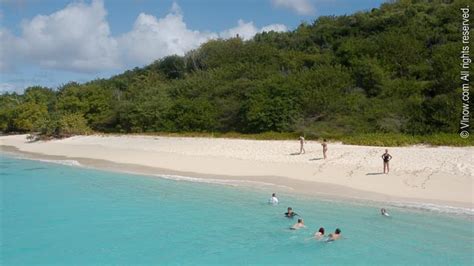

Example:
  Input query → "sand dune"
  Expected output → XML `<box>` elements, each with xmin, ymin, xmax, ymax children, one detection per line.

<box><xmin>1</xmin><ymin>134</ymin><xmax>473</xmax><ymax>208</ymax></box>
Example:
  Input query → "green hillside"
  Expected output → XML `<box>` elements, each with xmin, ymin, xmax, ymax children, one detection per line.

<box><xmin>1</xmin><ymin>0</ymin><xmax>472</xmax><ymax>146</ymax></box>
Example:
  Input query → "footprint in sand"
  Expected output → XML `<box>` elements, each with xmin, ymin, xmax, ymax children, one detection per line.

<box><xmin>403</xmin><ymin>169</ymin><xmax>434</xmax><ymax>189</ymax></box>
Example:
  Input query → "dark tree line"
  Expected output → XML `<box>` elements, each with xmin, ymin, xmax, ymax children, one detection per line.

<box><xmin>1</xmin><ymin>0</ymin><xmax>471</xmax><ymax>138</ymax></box>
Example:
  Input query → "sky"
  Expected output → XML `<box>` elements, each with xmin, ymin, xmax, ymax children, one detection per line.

<box><xmin>0</xmin><ymin>0</ymin><xmax>385</xmax><ymax>93</ymax></box>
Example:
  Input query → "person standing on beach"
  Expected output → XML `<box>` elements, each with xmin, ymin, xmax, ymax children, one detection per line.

<box><xmin>322</xmin><ymin>139</ymin><xmax>328</xmax><ymax>159</ymax></box>
<box><xmin>382</xmin><ymin>149</ymin><xmax>392</xmax><ymax>174</ymax></box>
<box><xmin>299</xmin><ymin>136</ymin><xmax>306</xmax><ymax>154</ymax></box>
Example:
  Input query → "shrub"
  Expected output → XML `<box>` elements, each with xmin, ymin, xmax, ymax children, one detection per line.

<box><xmin>57</xmin><ymin>113</ymin><xmax>92</xmax><ymax>136</ymax></box>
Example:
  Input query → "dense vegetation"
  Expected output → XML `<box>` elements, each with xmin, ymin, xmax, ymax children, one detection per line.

<box><xmin>1</xmin><ymin>0</ymin><xmax>472</xmax><ymax>146</ymax></box>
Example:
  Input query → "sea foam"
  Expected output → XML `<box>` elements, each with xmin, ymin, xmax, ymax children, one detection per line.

<box><xmin>36</xmin><ymin>159</ymin><xmax>82</xmax><ymax>167</ymax></box>
<box><xmin>388</xmin><ymin>201</ymin><xmax>474</xmax><ymax>217</ymax></box>
<box><xmin>155</xmin><ymin>174</ymin><xmax>293</xmax><ymax>190</ymax></box>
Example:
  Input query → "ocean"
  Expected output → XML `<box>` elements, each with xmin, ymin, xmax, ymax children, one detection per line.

<box><xmin>1</xmin><ymin>154</ymin><xmax>473</xmax><ymax>265</ymax></box>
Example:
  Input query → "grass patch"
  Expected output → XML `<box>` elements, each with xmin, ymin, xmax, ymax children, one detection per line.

<box><xmin>100</xmin><ymin>131</ymin><xmax>474</xmax><ymax>147</ymax></box>
<box><xmin>115</xmin><ymin>131</ymin><xmax>301</xmax><ymax>140</ymax></box>
<box><xmin>339</xmin><ymin>133</ymin><xmax>474</xmax><ymax>147</ymax></box>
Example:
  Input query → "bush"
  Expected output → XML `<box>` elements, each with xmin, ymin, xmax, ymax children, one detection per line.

<box><xmin>57</xmin><ymin>114</ymin><xmax>92</xmax><ymax>136</ymax></box>
<box><xmin>340</xmin><ymin>133</ymin><xmax>474</xmax><ymax>147</ymax></box>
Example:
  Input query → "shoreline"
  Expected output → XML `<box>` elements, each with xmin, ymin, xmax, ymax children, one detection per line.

<box><xmin>1</xmin><ymin>134</ymin><xmax>472</xmax><ymax>212</ymax></box>
<box><xmin>2</xmin><ymin>144</ymin><xmax>473</xmax><ymax>215</ymax></box>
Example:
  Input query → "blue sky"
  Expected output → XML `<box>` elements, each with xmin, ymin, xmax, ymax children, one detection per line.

<box><xmin>0</xmin><ymin>0</ymin><xmax>385</xmax><ymax>93</ymax></box>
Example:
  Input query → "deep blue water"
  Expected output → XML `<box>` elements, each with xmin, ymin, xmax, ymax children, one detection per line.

<box><xmin>1</xmin><ymin>154</ymin><xmax>473</xmax><ymax>265</ymax></box>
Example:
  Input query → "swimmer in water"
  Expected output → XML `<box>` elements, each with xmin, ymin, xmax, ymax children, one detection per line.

<box><xmin>381</xmin><ymin>208</ymin><xmax>390</xmax><ymax>217</ymax></box>
<box><xmin>290</xmin><ymin>219</ymin><xmax>306</xmax><ymax>230</ymax></box>
<box><xmin>327</xmin><ymin>228</ymin><xmax>341</xmax><ymax>242</ymax></box>
<box><xmin>314</xmin><ymin>227</ymin><xmax>325</xmax><ymax>239</ymax></box>
<box><xmin>285</xmin><ymin>207</ymin><xmax>299</xmax><ymax>218</ymax></box>
<box><xmin>269</xmin><ymin>193</ymin><xmax>279</xmax><ymax>205</ymax></box>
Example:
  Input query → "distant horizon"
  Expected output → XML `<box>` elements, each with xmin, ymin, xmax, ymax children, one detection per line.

<box><xmin>0</xmin><ymin>0</ymin><xmax>385</xmax><ymax>93</ymax></box>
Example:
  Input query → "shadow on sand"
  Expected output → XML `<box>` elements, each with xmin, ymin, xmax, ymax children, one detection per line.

<box><xmin>366</xmin><ymin>172</ymin><xmax>384</xmax><ymax>175</ymax></box>
<box><xmin>289</xmin><ymin>152</ymin><xmax>301</xmax><ymax>156</ymax></box>
<box><xmin>309</xmin><ymin>158</ymin><xmax>323</xmax><ymax>161</ymax></box>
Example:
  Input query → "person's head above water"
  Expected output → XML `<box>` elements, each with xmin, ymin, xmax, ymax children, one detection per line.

<box><xmin>297</xmin><ymin>219</ymin><xmax>303</xmax><ymax>223</ymax></box>
<box><xmin>285</xmin><ymin>207</ymin><xmax>296</xmax><ymax>217</ymax></box>
<box><xmin>381</xmin><ymin>208</ymin><xmax>386</xmax><ymax>213</ymax></box>
<box><xmin>335</xmin><ymin>228</ymin><xmax>341</xmax><ymax>234</ymax></box>
<box><xmin>319</xmin><ymin>227</ymin><xmax>325</xmax><ymax>234</ymax></box>
<box><xmin>272</xmin><ymin>193</ymin><xmax>276</xmax><ymax>197</ymax></box>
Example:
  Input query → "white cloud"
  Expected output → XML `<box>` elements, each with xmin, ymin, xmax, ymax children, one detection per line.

<box><xmin>261</xmin><ymin>24</ymin><xmax>289</xmax><ymax>34</ymax></box>
<box><xmin>118</xmin><ymin>4</ymin><xmax>287</xmax><ymax>66</ymax></box>
<box><xmin>271</xmin><ymin>0</ymin><xmax>315</xmax><ymax>15</ymax></box>
<box><xmin>0</xmin><ymin>83</ymin><xmax>17</xmax><ymax>93</ymax></box>
<box><xmin>17</xmin><ymin>0</ymin><xmax>119</xmax><ymax>72</ymax></box>
<box><xmin>0</xmin><ymin>1</ymin><xmax>289</xmax><ymax>76</ymax></box>
<box><xmin>219</xmin><ymin>20</ymin><xmax>287</xmax><ymax>40</ymax></box>
<box><xmin>118</xmin><ymin>5</ymin><xmax>217</xmax><ymax>66</ymax></box>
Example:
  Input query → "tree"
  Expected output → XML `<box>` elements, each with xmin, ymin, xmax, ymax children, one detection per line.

<box><xmin>12</xmin><ymin>102</ymin><xmax>49</xmax><ymax>132</ymax></box>
<box><xmin>57</xmin><ymin>113</ymin><xmax>92</xmax><ymax>136</ymax></box>
<box><xmin>0</xmin><ymin>0</ymin><xmax>466</xmax><ymax>138</ymax></box>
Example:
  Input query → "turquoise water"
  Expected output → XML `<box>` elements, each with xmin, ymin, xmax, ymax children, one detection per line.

<box><xmin>1</xmin><ymin>155</ymin><xmax>473</xmax><ymax>265</ymax></box>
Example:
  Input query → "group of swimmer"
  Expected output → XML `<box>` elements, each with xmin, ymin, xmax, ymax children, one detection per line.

<box><xmin>270</xmin><ymin>193</ymin><xmax>342</xmax><ymax>242</ymax></box>
<box><xmin>270</xmin><ymin>193</ymin><xmax>390</xmax><ymax>242</ymax></box>
<box><xmin>285</xmin><ymin>206</ymin><xmax>342</xmax><ymax>242</ymax></box>
<box><xmin>298</xmin><ymin>136</ymin><xmax>393</xmax><ymax>174</ymax></box>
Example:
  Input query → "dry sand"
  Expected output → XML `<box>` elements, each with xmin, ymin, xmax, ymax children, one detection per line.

<box><xmin>1</xmin><ymin>134</ymin><xmax>473</xmax><ymax>209</ymax></box>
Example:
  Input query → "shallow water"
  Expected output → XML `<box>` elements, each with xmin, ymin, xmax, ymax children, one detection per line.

<box><xmin>1</xmin><ymin>155</ymin><xmax>473</xmax><ymax>265</ymax></box>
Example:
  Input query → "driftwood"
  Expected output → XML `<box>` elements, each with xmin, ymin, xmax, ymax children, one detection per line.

<box><xmin>26</xmin><ymin>134</ymin><xmax>39</xmax><ymax>142</ymax></box>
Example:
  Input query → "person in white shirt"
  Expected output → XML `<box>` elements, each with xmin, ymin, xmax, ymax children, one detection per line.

<box><xmin>269</xmin><ymin>193</ymin><xmax>279</xmax><ymax>205</ymax></box>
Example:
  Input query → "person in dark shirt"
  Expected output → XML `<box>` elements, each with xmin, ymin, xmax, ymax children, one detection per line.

<box><xmin>381</xmin><ymin>149</ymin><xmax>393</xmax><ymax>174</ymax></box>
<box><xmin>285</xmin><ymin>207</ymin><xmax>298</xmax><ymax>218</ymax></box>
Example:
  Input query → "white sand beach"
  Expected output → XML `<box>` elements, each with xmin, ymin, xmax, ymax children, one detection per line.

<box><xmin>1</xmin><ymin>134</ymin><xmax>473</xmax><ymax>208</ymax></box>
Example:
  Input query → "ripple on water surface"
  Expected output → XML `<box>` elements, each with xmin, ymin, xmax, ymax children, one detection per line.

<box><xmin>1</xmin><ymin>154</ymin><xmax>473</xmax><ymax>265</ymax></box>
